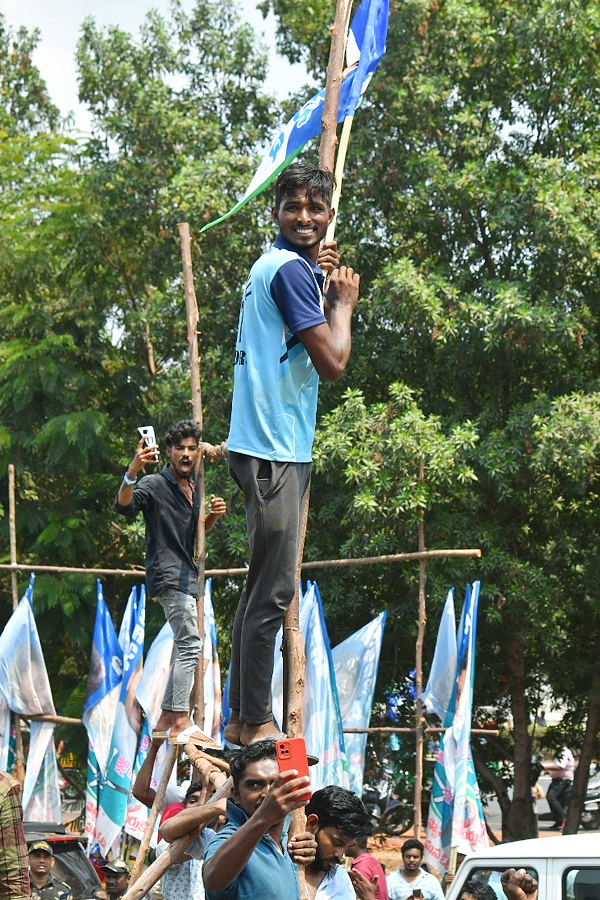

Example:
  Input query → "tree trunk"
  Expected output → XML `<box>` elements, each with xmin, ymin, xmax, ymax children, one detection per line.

<box><xmin>563</xmin><ymin>632</ymin><xmax>600</xmax><ymax>834</ymax></box>
<box><xmin>503</xmin><ymin>631</ymin><xmax>537</xmax><ymax>840</ymax></box>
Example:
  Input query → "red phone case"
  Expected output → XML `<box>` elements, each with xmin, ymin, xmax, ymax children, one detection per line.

<box><xmin>276</xmin><ymin>737</ymin><xmax>311</xmax><ymax>801</ymax></box>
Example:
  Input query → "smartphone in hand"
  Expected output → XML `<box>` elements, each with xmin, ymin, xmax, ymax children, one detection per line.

<box><xmin>137</xmin><ymin>425</ymin><xmax>159</xmax><ymax>462</ymax></box>
<box><xmin>276</xmin><ymin>737</ymin><xmax>311</xmax><ymax>802</ymax></box>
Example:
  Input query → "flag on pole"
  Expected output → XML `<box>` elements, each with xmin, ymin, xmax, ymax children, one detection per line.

<box><xmin>199</xmin><ymin>0</ymin><xmax>390</xmax><ymax>233</ymax></box>
<box><xmin>421</xmin><ymin>589</ymin><xmax>458</xmax><ymax>723</ymax></box>
<box><xmin>332</xmin><ymin>611</ymin><xmax>386</xmax><ymax>795</ymax></box>
<box><xmin>95</xmin><ymin>585</ymin><xmax>146</xmax><ymax>855</ymax></box>
<box><xmin>0</xmin><ymin>575</ymin><xmax>61</xmax><ymax>820</ymax></box>
<box><xmin>271</xmin><ymin>582</ymin><xmax>348</xmax><ymax>790</ymax></box>
<box><xmin>83</xmin><ymin>580</ymin><xmax>124</xmax><ymax>844</ymax></box>
<box><xmin>126</xmin><ymin>618</ymin><xmax>175</xmax><ymax>842</ymax></box>
<box><xmin>202</xmin><ymin>579</ymin><xmax>222</xmax><ymax>743</ymax></box>
<box><xmin>303</xmin><ymin>583</ymin><xmax>348</xmax><ymax>790</ymax></box>
<box><xmin>424</xmin><ymin>581</ymin><xmax>488</xmax><ymax>874</ymax></box>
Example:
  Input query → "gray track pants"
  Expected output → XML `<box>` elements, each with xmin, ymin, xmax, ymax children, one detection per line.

<box><xmin>228</xmin><ymin>451</ymin><xmax>311</xmax><ymax>724</ymax></box>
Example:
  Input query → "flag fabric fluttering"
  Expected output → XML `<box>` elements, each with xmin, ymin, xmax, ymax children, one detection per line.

<box><xmin>0</xmin><ymin>575</ymin><xmax>62</xmax><ymax>821</ymax></box>
<box><xmin>95</xmin><ymin>585</ymin><xmax>146</xmax><ymax>856</ymax></box>
<box><xmin>332</xmin><ymin>611</ymin><xmax>386</xmax><ymax>795</ymax></box>
<box><xmin>126</xmin><ymin>617</ymin><xmax>175</xmax><ymax>843</ymax></box>
<box><xmin>199</xmin><ymin>0</ymin><xmax>390</xmax><ymax>233</ymax></box>
<box><xmin>424</xmin><ymin>581</ymin><xmax>488</xmax><ymax>874</ymax></box>
<box><xmin>83</xmin><ymin>580</ymin><xmax>124</xmax><ymax>844</ymax></box>
<box><xmin>202</xmin><ymin>579</ymin><xmax>223</xmax><ymax>743</ymax></box>
<box><xmin>421</xmin><ymin>589</ymin><xmax>458</xmax><ymax>723</ymax></box>
<box><xmin>272</xmin><ymin>582</ymin><xmax>348</xmax><ymax>791</ymax></box>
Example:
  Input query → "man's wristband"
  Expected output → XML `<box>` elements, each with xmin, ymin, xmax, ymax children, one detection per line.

<box><xmin>123</xmin><ymin>471</ymin><xmax>137</xmax><ymax>486</ymax></box>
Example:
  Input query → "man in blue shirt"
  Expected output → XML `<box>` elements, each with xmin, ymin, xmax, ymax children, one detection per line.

<box><xmin>202</xmin><ymin>741</ymin><xmax>316</xmax><ymax>900</ymax></box>
<box><xmin>225</xmin><ymin>162</ymin><xmax>360</xmax><ymax>746</ymax></box>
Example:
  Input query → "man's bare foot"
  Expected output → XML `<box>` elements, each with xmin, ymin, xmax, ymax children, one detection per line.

<box><xmin>223</xmin><ymin>710</ymin><xmax>243</xmax><ymax>746</ymax></box>
<box><xmin>154</xmin><ymin>710</ymin><xmax>174</xmax><ymax>735</ymax></box>
<box><xmin>169</xmin><ymin>714</ymin><xmax>195</xmax><ymax>741</ymax></box>
<box><xmin>240</xmin><ymin>721</ymin><xmax>286</xmax><ymax>745</ymax></box>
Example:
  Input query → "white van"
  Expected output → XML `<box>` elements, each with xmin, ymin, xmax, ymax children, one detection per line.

<box><xmin>444</xmin><ymin>835</ymin><xmax>600</xmax><ymax>900</ymax></box>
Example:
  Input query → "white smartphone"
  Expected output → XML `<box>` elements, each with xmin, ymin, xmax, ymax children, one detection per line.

<box><xmin>137</xmin><ymin>425</ymin><xmax>159</xmax><ymax>462</ymax></box>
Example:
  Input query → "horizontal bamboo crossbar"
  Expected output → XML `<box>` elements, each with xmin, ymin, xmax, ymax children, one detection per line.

<box><xmin>343</xmin><ymin>726</ymin><xmax>499</xmax><ymax>735</ymax></box>
<box><xmin>0</xmin><ymin>548</ymin><xmax>481</xmax><ymax>579</ymax></box>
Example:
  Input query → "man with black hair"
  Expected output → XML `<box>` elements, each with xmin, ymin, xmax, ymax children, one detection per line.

<box><xmin>116</xmin><ymin>419</ymin><xmax>226</xmax><ymax>744</ymax></box>
<box><xmin>202</xmin><ymin>741</ymin><xmax>316</xmax><ymax>900</ymax></box>
<box><xmin>225</xmin><ymin>161</ymin><xmax>360</xmax><ymax>746</ymax></box>
<box><xmin>347</xmin><ymin>836</ymin><xmax>388</xmax><ymax>900</ymax></box>
<box><xmin>303</xmin><ymin>785</ymin><xmax>372</xmax><ymax>900</ymax></box>
<box><xmin>459</xmin><ymin>881</ymin><xmax>496</xmax><ymax>900</ymax></box>
<box><xmin>387</xmin><ymin>840</ymin><xmax>444</xmax><ymax>900</ymax></box>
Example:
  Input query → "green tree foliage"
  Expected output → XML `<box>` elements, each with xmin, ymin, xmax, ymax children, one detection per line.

<box><xmin>267</xmin><ymin>0</ymin><xmax>600</xmax><ymax>837</ymax></box>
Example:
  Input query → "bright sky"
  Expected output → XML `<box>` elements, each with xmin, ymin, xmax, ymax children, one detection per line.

<box><xmin>0</xmin><ymin>0</ymin><xmax>304</xmax><ymax>131</ymax></box>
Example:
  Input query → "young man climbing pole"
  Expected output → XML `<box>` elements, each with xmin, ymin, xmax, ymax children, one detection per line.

<box><xmin>224</xmin><ymin>161</ymin><xmax>360</xmax><ymax>746</ymax></box>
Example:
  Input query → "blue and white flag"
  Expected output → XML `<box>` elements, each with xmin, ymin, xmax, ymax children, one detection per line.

<box><xmin>421</xmin><ymin>589</ymin><xmax>458</xmax><ymax>722</ymax></box>
<box><xmin>425</xmin><ymin>581</ymin><xmax>487</xmax><ymax>874</ymax></box>
<box><xmin>202</xmin><ymin>579</ymin><xmax>222</xmax><ymax>743</ymax></box>
<box><xmin>0</xmin><ymin>575</ymin><xmax>61</xmax><ymax>820</ymax></box>
<box><xmin>95</xmin><ymin>585</ymin><xmax>146</xmax><ymax>855</ymax></box>
<box><xmin>303</xmin><ymin>583</ymin><xmax>348</xmax><ymax>790</ymax></box>
<box><xmin>83</xmin><ymin>582</ymin><xmax>123</xmax><ymax>775</ymax></box>
<box><xmin>199</xmin><ymin>0</ymin><xmax>390</xmax><ymax>233</ymax></box>
<box><xmin>271</xmin><ymin>582</ymin><xmax>348</xmax><ymax>790</ymax></box>
<box><xmin>126</xmin><ymin>618</ymin><xmax>175</xmax><ymax>842</ymax></box>
<box><xmin>332</xmin><ymin>611</ymin><xmax>386</xmax><ymax>795</ymax></box>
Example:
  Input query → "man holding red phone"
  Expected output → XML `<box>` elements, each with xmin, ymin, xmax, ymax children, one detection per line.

<box><xmin>202</xmin><ymin>741</ymin><xmax>316</xmax><ymax>900</ymax></box>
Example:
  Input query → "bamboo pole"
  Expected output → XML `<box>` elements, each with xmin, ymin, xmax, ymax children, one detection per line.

<box><xmin>325</xmin><ymin>113</ymin><xmax>354</xmax><ymax>243</ymax></box>
<box><xmin>8</xmin><ymin>465</ymin><xmax>25</xmax><ymax>786</ymax></box>
<box><xmin>122</xmin><ymin>775</ymin><xmax>232</xmax><ymax>900</ymax></box>
<box><xmin>129</xmin><ymin>744</ymin><xmax>179</xmax><ymax>887</ymax></box>
<box><xmin>343</xmin><ymin>727</ymin><xmax>499</xmax><ymax>735</ymax></box>
<box><xmin>283</xmin><ymin>486</ymin><xmax>310</xmax><ymax>879</ymax></box>
<box><xmin>178</xmin><ymin>222</ymin><xmax>206</xmax><ymax>732</ymax></box>
<box><xmin>319</xmin><ymin>0</ymin><xmax>354</xmax><ymax>170</ymax></box>
<box><xmin>414</xmin><ymin>459</ymin><xmax>427</xmax><ymax>839</ymax></box>
<box><xmin>8</xmin><ymin>465</ymin><xmax>19</xmax><ymax>610</ymax></box>
<box><xmin>0</xmin><ymin>548</ymin><xmax>482</xmax><ymax>579</ymax></box>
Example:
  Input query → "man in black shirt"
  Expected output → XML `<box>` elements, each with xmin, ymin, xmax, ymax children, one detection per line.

<box><xmin>115</xmin><ymin>419</ymin><xmax>225</xmax><ymax>744</ymax></box>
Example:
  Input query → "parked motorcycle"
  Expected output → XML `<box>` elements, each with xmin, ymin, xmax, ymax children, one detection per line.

<box><xmin>362</xmin><ymin>774</ymin><xmax>414</xmax><ymax>836</ymax></box>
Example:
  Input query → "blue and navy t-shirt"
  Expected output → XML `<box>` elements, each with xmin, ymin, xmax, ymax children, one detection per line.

<box><xmin>227</xmin><ymin>234</ymin><xmax>327</xmax><ymax>462</ymax></box>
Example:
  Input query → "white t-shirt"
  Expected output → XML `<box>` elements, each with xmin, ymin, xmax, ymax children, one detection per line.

<box><xmin>387</xmin><ymin>869</ymin><xmax>444</xmax><ymax>900</ymax></box>
<box><xmin>156</xmin><ymin>827</ymin><xmax>215</xmax><ymax>900</ymax></box>
<box><xmin>304</xmin><ymin>865</ymin><xmax>356</xmax><ymax>900</ymax></box>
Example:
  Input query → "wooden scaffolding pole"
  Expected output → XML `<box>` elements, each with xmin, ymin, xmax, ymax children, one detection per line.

<box><xmin>282</xmin><ymin>0</ymin><xmax>353</xmax><ymax>875</ymax></box>
<box><xmin>8</xmin><ymin>464</ymin><xmax>25</xmax><ymax>786</ymax></box>
<box><xmin>178</xmin><ymin>222</ymin><xmax>206</xmax><ymax>730</ymax></box>
<box><xmin>414</xmin><ymin>459</ymin><xmax>427</xmax><ymax>839</ymax></box>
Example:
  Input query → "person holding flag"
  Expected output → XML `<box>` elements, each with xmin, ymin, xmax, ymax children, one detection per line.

<box><xmin>224</xmin><ymin>162</ymin><xmax>360</xmax><ymax>746</ymax></box>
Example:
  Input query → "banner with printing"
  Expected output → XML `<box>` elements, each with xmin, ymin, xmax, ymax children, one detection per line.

<box><xmin>95</xmin><ymin>585</ymin><xmax>146</xmax><ymax>855</ymax></box>
<box><xmin>425</xmin><ymin>581</ymin><xmax>488</xmax><ymax>873</ymax></box>
<box><xmin>332</xmin><ymin>611</ymin><xmax>386</xmax><ymax>795</ymax></box>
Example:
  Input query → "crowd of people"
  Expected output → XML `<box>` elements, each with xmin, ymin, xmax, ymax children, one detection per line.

<box><xmin>1</xmin><ymin>756</ymin><xmax>541</xmax><ymax>900</ymax></box>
